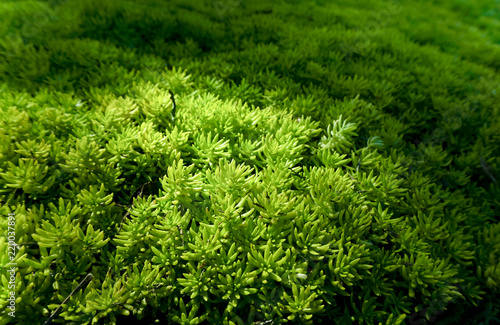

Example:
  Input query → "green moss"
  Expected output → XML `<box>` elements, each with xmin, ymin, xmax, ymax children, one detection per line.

<box><xmin>0</xmin><ymin>0</ymin><xmax>498</xmax><ymax>324</ymax></box>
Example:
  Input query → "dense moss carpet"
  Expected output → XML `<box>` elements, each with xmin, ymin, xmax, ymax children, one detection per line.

<box><xmin>0</xmin><ymin>0</ymin><xmax>499</xmax><ymax>324</ymax></box>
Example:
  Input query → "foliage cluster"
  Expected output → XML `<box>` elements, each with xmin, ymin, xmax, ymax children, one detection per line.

<box><xmin>0</xmin><ymin>0</ymin><xmax>499</xmax><ymax>324</ymax></box>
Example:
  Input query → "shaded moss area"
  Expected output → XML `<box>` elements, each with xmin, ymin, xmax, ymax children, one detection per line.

<box><xmin>0</xmin><ymin>0</ymin><xmax>498</xmax><ymax>324</ymax></box>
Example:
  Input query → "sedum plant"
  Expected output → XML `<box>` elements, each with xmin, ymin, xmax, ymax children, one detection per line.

<box><xmin>0</xmin><ymin>0</ymin><xmax>499</xmax><ymax>324</ymax></box>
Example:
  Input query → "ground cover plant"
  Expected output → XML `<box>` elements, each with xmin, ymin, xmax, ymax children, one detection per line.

<box><xmin>0</xmin><ymin>0</ymin><xmax>499</xmax><ymax>324</ymax></box>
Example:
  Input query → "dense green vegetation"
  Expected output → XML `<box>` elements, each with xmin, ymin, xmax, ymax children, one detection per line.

<box><xmin>0</xmin><ymin>0</ymin><xmax>499</xmax><ymax>324</ymax></box>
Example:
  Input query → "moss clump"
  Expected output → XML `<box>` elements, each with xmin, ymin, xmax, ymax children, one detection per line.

<box><xmin>0</xmin><ymin>0</ymin><xmax>499</xmax><ymax>324</ymax></box>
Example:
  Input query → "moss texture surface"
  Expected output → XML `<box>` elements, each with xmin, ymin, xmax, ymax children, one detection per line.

<box><xmin>0</xmin><ymin>0</ymin><xmax>499</xmax><ymax>324</ymax></box>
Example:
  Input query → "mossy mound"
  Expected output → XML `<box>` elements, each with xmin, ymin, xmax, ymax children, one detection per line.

<box><xmin>0</xmin><ymin>0</ymin><xmax>499</xmax><ymax>324</ymax></box>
